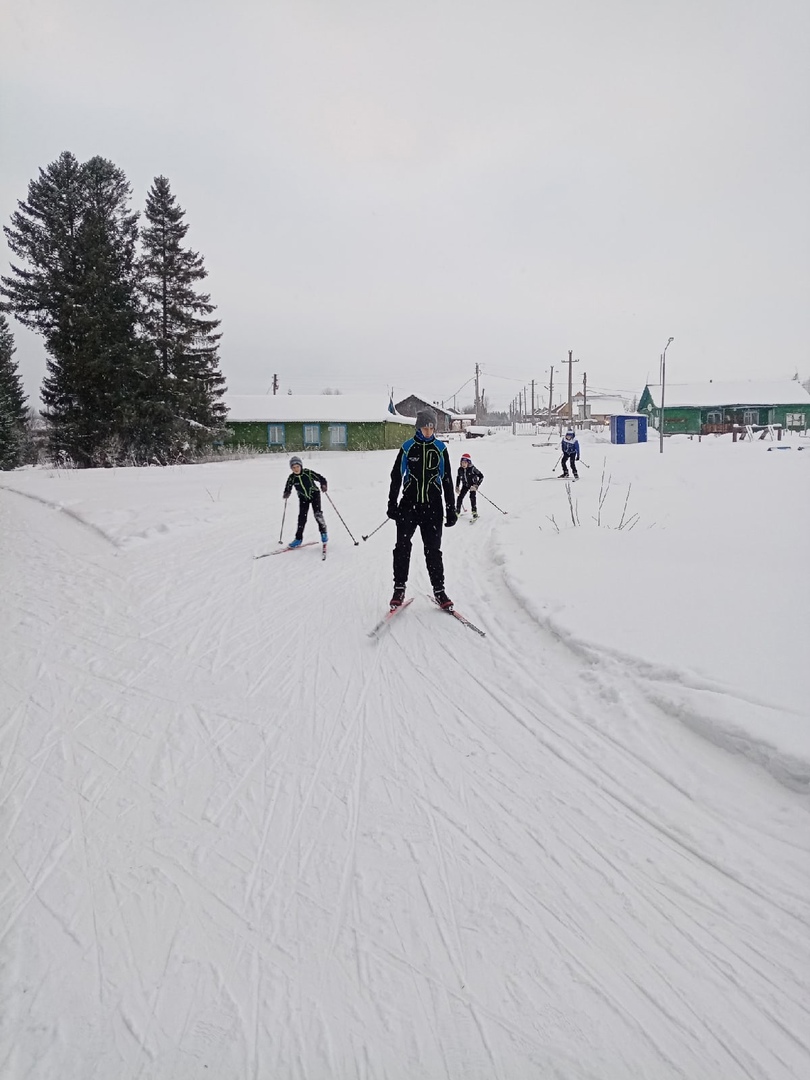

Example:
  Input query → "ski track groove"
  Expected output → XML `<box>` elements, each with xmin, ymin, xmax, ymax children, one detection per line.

<box><xmin>462</xmin><ymin>558</ymin><xmax>810</xmax><ymax>921</ymax></box>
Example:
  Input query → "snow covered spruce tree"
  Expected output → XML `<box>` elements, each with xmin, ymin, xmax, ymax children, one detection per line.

<box><xmin>0</xmin><ymin>314</ymin><xmax>28</xmax><ymax>470</ymax></box>
<box><xmin>1</xmin><ymin>152</ymin><xmax>161</xmax><ymax>466</ymax></box>
<box><xmin>138</xmin><ymin>176</ymin><xmax>226</xmax><ymax>454</ymax></box>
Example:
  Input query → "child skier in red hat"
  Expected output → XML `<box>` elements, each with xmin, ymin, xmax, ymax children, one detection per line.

<box><xmin>455</xmin><ymin>453</ymin><xmax>484</xmax><ymax>518</ymax></box>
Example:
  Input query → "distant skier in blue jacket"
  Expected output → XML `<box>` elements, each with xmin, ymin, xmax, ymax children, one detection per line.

<box><xmin>560</xmin><ymin>430</ymin><xmax>580</xmax><ymax>479</ymax></box>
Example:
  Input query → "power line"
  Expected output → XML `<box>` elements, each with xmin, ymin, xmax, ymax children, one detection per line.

<box><xmin>482</xmin><ymin>372</ymin><xmax>537</xmax><ymax>383</ymax></box>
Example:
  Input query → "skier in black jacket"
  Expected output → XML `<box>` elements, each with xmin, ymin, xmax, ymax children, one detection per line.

<box><xmin>387</xmin><ymin>408</ymin><xmax>457</xmax><ymax>609</ymax></box>
<box><xmin>283</xmin><ymin>456</ymin><xmax>328</xmax><ymax>547</ymax></box>
<box><xmin>455</xmin><ymin>453</ymin><xmax>484</xmax><ymax>518</ymax></box>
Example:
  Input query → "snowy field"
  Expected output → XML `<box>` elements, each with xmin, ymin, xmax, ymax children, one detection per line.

<box><xmin>1</xmin><ymin>429</ymin><xmax>809</xmax><ymax>1080</ymax></box>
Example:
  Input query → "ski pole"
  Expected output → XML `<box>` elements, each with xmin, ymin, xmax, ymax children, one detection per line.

<box><xmin>579</xmin><ymin>460</ymin><xmax>590</xmax><ymax>469</ymax></box>
<box><xmin>324</xmin><ymin>492</ymin><xmax>359</xmax><ymax>546</ymax></box>
<box><xmin>479</xmin><ymin>491</ymin><xmax>508</xmax><ymax>515</ymax></box>
<box><xmin>362</xmin><ymin>518</ymin><xmax>391</xmax><ymax>541</ymax></box>
<box><xmin>278</xmin><ymin>498</ymin><xmax>288</xmax><ymax>544</ymax></box>
<box><xmin>552</xmin><ymin>455</ymin><xmax>561</xmax><ymax>473</ymax></box>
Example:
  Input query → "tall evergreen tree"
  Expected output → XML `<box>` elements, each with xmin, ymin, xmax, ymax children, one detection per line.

<box><xmin>1</xmin><ymin>152</ymin><xmax>160</xmax><ymax>465</ymax></box>
<box><xmin>1</xmin><ymin>151</ymin><xmax>84</xmax><ymax>353</ymax></box>
<box><xmin>0</xmin><ymin>314</ymin><xmax>28</xmax><ymax>470</ymax></box>
<box><xmin>139</xmin><ymin>176</ymin><xmax>226</xmax><ymax>450</ymax></box>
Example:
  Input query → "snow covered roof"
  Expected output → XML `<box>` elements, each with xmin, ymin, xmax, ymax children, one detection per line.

<box><xmin>225</xmin><ymin>395</ymin><xmax>414</xmax><ymax>425</ymax></box>
<box><xmin>643</xmin><ymin>381</ymin><xmax>810</xmax><ymax>409</ymax></box>
<box><xmin>581</xmin><ymin>396</ymin><xmax>628</xmax><ymax>415</ymax></box>
<box><xmin>396</xmin><ymin>394</ymin><xmax>453</xmax><ymax>416</ymax></box>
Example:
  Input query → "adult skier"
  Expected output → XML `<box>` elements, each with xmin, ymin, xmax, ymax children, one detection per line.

<box><xmin>283</xmin><ymin>456</ymin><xmax>328</xmax><ymax>546</ymax></box>
<box><xmin>560</xmin><ymin>430</ymin><xmax>580</xmax><ymax>479</ymax></box>
<box><xmin>455</xmin><ymin>452</ymin><xmax>485</xmax><ymax>517</ymax></box>
<box><xmin>387</xmin><ymin>408</ymin><xmax>457</xmax><ymax>609</ymax></box>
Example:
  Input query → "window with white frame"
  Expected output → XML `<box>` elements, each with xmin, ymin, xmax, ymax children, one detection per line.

<box><xmin>706</xmin><ymin>410</ymin><xmax>722</xmax><ymax>424</ymax></box>
<box><xmin>742</xmin><ymin>409</ymin><xmax>759</xmax><ymax>425</ymax></box>
<box><xmin>328</xmin><ymin>424</ymin><xmax>347</xmax><ymax>446</ymax></box>
<box><xmin>267</xmin><ymin>424</ymin><xmax>285</xmax><ymax>445</ymax></box>
<box><xmin>786</xmin><ymin>413</ymin><xmax>804</xmax><ymax>428</ymax></box>
<box><xmin>303</xmin><ymin>424</ymin><xmax>320</xmax><ymax>446</ymax></box>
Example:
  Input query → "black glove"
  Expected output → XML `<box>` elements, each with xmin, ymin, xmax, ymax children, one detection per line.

<box><xmin>283</xmin><ymin>492</ymin><xmax>290</xmax><ymax>500</ymax></box>
<box><xmin>445</xmin><ymin>507</ymin><xmax>458</xmax><ymax>528</ymax></box>
<box><xmin>387</xmin><ymin>504</ymin><xmax>399</xmax><ymax>520</ymax></box>
<box><xmin>321</xmin><ymin>482</ymin><xmax>328</xmax><ymax>493</ymax></box>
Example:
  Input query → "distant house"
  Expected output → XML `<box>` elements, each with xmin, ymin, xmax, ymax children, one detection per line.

<box><xmin>637</xmin><ymin>380</ymin><xmax>810</xmax><ymax>436</ymax></box>
<box><xmin>445</xmin><ymin>409</ymin><xmax>476</xmax><ymax>432</ymax></box>
<box><xmin>553</xmin><ymin>393</ymin><xmax>583</xmax><ymax>422</ymax></box>
<box><xmin>394</xmin><ymin>395</ymin><xmax>453</xmax><ymax>432</ymax></box>
<box><xmin>578</xmin><ymin>395</ymin><xmax>628</xmax><ymax>424</ymax></box>
<box><xmin>224</xmin><ymin>395</ymin><xmax>413</xmax><ymax>452</ymax></box>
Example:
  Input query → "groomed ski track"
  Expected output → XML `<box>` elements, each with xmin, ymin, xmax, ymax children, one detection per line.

<box><xmin>2</xmin><ymin>479</ymin><xmax>808</xmax><ymax>1080</ymax></box>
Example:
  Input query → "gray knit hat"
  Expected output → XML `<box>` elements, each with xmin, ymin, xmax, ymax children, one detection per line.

<box><xmin>289</xmin><ymin>455</ymin><xmax>303</xmax><ymax>468</ymax></box>
<box><xmin>415</xmin><ymin>408</ymin><xmax>437</xmax><ymax>429</ymax></box>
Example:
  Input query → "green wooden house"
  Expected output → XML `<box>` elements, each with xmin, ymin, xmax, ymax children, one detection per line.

<box><xmin>637</xmin><ymin>380</ymin><xmax>810</xmax><ymax>436</ymax></box>
<box><xmin>223</xmin><ymin>395</ymin><xmax>415</xmax><ymax>452</ymax></box>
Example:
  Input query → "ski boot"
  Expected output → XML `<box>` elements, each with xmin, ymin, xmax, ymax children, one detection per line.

<box><xmin>433</xmin><ymin>589</ymin><xmax>454</xmax><ymax>610</ymax></box>
<box><xmin>389</xmin><ymin>586</ymin><xmax>406</xmax><ymax>610</ymax></box>
<box><xmin>288</xmin><ymin>538</ymin><xmax>303</xmax><ymax>548</ymax></box>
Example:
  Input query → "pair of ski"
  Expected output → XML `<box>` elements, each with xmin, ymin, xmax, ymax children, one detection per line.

<box><xmin>368</xmin><ymin>594</ymin><xmax>486</xmax><ymax>639</ymax></box>
<box><xmin>255</xmin><ymin>540</ymin><xmax>327</xmax><ymax>561</ymax></box>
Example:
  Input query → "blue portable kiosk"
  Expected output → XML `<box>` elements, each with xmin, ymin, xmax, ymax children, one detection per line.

<box><xmin>611</xmin><ymin>414</ymin><xmax>647</xmax><ymax>444</ymax></box>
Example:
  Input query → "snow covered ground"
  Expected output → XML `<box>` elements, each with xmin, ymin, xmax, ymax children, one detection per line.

<box><xmin>1</xmin><ymin>429</ymin><xmax>809</xmax><ymax>1079</ymax></box>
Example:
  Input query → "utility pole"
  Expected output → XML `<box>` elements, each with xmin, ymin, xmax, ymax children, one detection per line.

<box><xmin>566</xmin><ymin>350</ymin><xmax>580</xmax><ymax>428</ymax></box>
<box><xmin>582</xmin><ymin>372</ymin><xmax>587</xmax><ymax>428</ymax></box>
<box><xmin>531</xmin><ymin>380</ymin><xmax>535</xmax><ymax>421</ymax></box>
<box><xmin>474</xmin><ymin>363</ymin><xmax>481</xmax><ymax>425</ymax></box>
<box><xmin>659</xmin><ymin>337</ymin><xmax>674</xmax><ymax>454</ymax></box>
<box><xmin>272</xmin><ymin>374</ymin><xmax>279</xmax><ymax>395</ymax></box>
<box><xmin>547</xmin><ymin>366</ymin><xmax>554</xmax><ymax>425</ymax></box>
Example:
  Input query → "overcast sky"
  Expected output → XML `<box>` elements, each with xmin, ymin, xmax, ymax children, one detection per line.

<box><xmin>2</xmin><ymin>0</ymin><xmax>808</xmax><ymax>411</ymax></box>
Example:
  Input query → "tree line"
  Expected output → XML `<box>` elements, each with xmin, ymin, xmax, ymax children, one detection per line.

<box><xmin>0</xmin><ymin>151</ymin><xmax>226</xmax><ymax>468</ymax></box>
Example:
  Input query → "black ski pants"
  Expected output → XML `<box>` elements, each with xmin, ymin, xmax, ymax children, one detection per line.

<box><xmin>295</xmin><ymin>491</ymin><xmax>326</xmax><ymax>540</ymax></box>
<box><xmin>561</xmin><ymin>452</ymin><xmax>579</xmax><ymax>478</ymax></box>
<box><xmin>456</xmin><ymin>483</ymin><xmax>478</xmax><ymax>514</ymax></box>
<box><xmin>393</xmin><ymin>499</ymin><xmax>445</xmax><ymax>591</ymax></box>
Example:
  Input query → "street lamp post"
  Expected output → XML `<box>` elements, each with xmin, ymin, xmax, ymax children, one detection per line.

<box><xmin>659</xmin><ymin>336</ymin><xmax>674</xmax><ymax>454</ymax></box>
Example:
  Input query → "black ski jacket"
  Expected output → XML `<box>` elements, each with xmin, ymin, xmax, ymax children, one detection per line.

<box><xmin>388</xmin><ymin>434</ymin><xmax>455</xmax><ymax>512</ymax></box>
<box><xmin>284</xmin><ymin>468</ymin><xmax>327</xmax><ymax>502</ymax></box>
<box><xmin>456</xmin><ymin>464</ymin><xmax>484</xmax><ymax>490</ymax></box>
